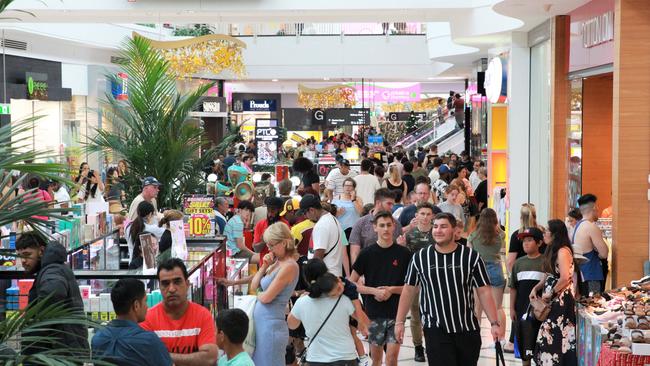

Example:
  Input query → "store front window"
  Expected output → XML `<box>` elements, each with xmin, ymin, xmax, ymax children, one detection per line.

<box><xmin>568</xmin><ymin>78</ymin><xmax>583</xmax><ymax>210</ymax></box>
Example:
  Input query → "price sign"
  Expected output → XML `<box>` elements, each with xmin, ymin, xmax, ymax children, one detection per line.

<box><xmin>188</xmin><ymin>214</ymin><xmax>212</xmax><ymax>237</ymax></box>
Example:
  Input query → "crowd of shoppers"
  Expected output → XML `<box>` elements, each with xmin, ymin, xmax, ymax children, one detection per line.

<box><xmin>10</xmin><ymin>136</ymin><xmax>609</xmax><ymax>366</ymax></box>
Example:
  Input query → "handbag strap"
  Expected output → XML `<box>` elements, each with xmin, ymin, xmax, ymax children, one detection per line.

<box><xmin>495</xmin><ymin>341</ymin><xmax>506</xmax><ymax>366</ymax></box>
<box><xmin>301</xmin><ymin>295</ymin><xmax>343</xmax><ymax>357</ymax></box>
<box><xmin>323</xmin><ymin>218</ymin><xmax>341</xmax><ymax>258</ymax></box>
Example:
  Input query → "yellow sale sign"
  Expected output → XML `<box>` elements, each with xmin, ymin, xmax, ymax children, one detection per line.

<box><xmin>188</xmin><ymin>214</ymin><xmax>211</xmax><ymax>237</ymax></box>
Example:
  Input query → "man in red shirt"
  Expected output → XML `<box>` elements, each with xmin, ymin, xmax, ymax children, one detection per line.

<box><xmin>140</xmin><ymin>258</ymin><xmax>218</xmax><ymax>366</ymax></box>
<box><xmin>252</xmin><ymin>197</ymin><xmax>288</xmax><ymax>261</ymax></box>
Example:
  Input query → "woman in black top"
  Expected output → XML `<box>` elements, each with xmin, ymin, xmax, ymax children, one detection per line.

<box><xmin>383</xmin><ymin>164</ymin><xmax>407</xmax><ymax>204</ymax></box>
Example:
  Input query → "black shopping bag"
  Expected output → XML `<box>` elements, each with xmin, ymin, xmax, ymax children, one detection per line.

<box><xmin>517</xmin><ymin>306</ymin><xmax>541</xmax><ymax>361</ymax></box>
<box><xmin>495</xmin><ymin>341</ymin><xmax>506</xmax><ymax>366</ymax></box>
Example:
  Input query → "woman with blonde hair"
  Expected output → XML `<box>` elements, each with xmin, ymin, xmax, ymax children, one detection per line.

<box><xmin>382</xmin><ymin>164</ymin><xmax>407</xmax><ymax>204</ymax></box>
<box><xmin>251</xmin><ymin>222</ymin><xmax>299</xmax><ymax>366</ymax></box>
<box><xmin>468</xmin><ymin>208</ymin><xmax>507</xmax><ymax>339</ymax></box>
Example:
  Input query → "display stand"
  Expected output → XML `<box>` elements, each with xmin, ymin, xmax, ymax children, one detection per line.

<box><xmin>578</xmin><ymin>305</ymin><xmax>606</xmax><ymax>366</ymax></box>
<box><xmin>598</xmin><ymin>345</ymin><xmax>650</xmax><ymax>366</ymax></box>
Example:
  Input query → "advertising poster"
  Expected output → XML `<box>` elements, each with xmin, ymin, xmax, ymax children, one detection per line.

<box><xmin>182</xmin><ymin>195</ymin><xmax>215</xmax><ymax>217</ymax></box>
<box><xmin>255</xmin><ymin>119</ymin><xmax>279</xmax><ymax>165</ymax></box>
<box><xmin>169</xmin><ymin>220</ymin><xmax>188</xmax><ymax>261</ymax></box>
<box><xmin>139</xmin><ymin>233</ymin><xmax>159</xmax><ymax>271</ymax></box>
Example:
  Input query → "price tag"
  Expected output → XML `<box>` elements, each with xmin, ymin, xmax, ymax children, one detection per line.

<box><xmin>188</xmin><ymin>214</ymin><xmax>211</xmax><ymax>237</ymax></box>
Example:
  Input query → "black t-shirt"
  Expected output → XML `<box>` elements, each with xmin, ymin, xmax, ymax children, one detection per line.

<box><xmin>475</xmin><ymin>180</ymin><xmax>488</xmax><ymax>211</ymax></box>
<box><xmin>403</xmin><ymin>174</ymin><xmax>415</xmax><ymax>194</ymax></box>
<box><xmin>159</xmin><ymin>230</ymin><xmax>172</xmax><ymax>253</ymax></box>
<box><xmin>352</xmin><ymin>243</ymin><xmax>412</xmax><ymax>319</ymax></box>
<box><xmin>456</xmin><ymin>238</ymin><xmax>468</xmax><ymax>246</ymax></box>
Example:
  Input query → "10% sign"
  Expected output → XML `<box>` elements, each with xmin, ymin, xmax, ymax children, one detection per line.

<box><xmin>188</xmin><ymin>214</ymin><xmax>212</xmax><ymax>237</ymax></box>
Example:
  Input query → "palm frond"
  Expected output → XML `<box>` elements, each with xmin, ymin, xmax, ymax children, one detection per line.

<box><xmin>86</xmin><ymin>36</ymin><xmax>217</xmax><ymax>209</ymax></box>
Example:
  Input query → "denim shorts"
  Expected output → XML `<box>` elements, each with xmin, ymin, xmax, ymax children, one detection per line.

<box><xmin>485</xmin><ymin>261</ymin><xmax>505</xmax><ymax>288</ymax></box>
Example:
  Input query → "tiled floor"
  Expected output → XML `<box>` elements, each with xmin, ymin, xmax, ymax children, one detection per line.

<box><xmin>363</xmin><ymin>293</ymin><xmax>521</xmax><ymax>365</ymax></box>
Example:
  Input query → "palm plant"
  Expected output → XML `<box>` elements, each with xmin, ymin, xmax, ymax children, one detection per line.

<box><xmin>87</xmin><ymin>36</ymin><xmax>216</xmax><ymax>209</ymax></box>
<box><xmin>0</xmin><ymin>298</ymin><xmax>111</xmax><ymax>365</ymax></box>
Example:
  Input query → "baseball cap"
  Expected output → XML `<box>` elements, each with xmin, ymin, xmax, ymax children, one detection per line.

<box><xmin>142</xmin><ymin>176</ymin><xmax>161</xmax><ymax>187</ymax></box>
<box><xmin>339</xmin><ymin>159</ymin><xmax>351</xmax><ymax>167</ymax></box>
<box><xmin>280</xmin><ymin>197</ymin><xmax>301</xmax><ymax>216</ymax></box>
<box><xmin>439</xmin><ymin>165</ymin><xmax>450</xmax><ymax>174</ymax></box>
<box><xmin>299</xmin><ymin>194</ymin><xmax>322</xmax><ymax>211</ymax></box>
<box><xmin>517</xmin><ymin>227</ymin><xmax>544</xmax><ymax>242</ymax></box>
<box><xmin>265</xmin><ymin>196</ymin><xmax>284</xmax><ymax>209</ymax></box>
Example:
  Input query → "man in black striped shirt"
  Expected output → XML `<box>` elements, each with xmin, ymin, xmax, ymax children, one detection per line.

<box><xmin>395</xmin><ymin>213</ymin><xmax>500</xmax><ymax>366</ymax></box>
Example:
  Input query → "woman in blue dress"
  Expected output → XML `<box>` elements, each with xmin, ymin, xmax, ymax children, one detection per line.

<box><xmin>251</xmin><ymin>222</ymin><xmax>299</xmax><ymax>366</ymax></box>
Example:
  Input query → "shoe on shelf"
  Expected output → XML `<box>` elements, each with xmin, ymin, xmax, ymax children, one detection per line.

<box><xmin>358</xmin><ymin>355</ymin><xmax>370</xmax><ymax>366</ymax></box>
<box><xmin>414</xmin><ymin>345</ymin><xmax>426</xmax><ymax>362</ymax></box>
<box><xmin>503</xmin><ymin>342</ymin><xmax>515</xmax><ymax>353</ymax></box>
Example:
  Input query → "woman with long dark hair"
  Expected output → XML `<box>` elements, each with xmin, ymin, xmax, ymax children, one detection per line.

<box><xmin>76</xmin><ymin>168</ymin><xmax>105</xmax><ymax>204</ymax></box>
<box><xmin>287</xmin><ymin>258</ymin><xmax>359</xmax><ymax>366</ymax></box>
<box><xmin>531</xmin><ymin>219</ymin><xmax>577</xmax><ymax>365</ymax></box>
<box><xmin>292</xmin><ymin>157</ymin><xmax>320</xmax><ymax>196</ymax></box>
<box><xmin>125</xmin><ymin>201</ymin><xmax>164</xmax><ymax>269</ymax></box>
<box><xmin>468</xmin><ymin>208</ymin><xmax>506</xmax><ymax>339</ymax></box>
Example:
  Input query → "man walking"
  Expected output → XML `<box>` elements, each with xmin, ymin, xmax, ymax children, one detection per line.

<box><xmin>16</xmin><ymin>232</ymin><xmax>89</xmax><ymax>356</ymax></box>
<box><xmin>350</xmin><ymin>211</ymin><xmax>412</xmax><ymax>366</ymax></box>
<box><xmin>395</xmin><ymin>213</ymin><xmax>500</xmax><ymax>366</ymax></box>
<box><xmin>301</xmin><ymin>194</ymin><xmax>345</xmax><ymax>277</ymax></box>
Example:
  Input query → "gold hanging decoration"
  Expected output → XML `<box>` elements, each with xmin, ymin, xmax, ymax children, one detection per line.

<box><xmin>380</xmin><ymin>97</ymin><xmax>444</xmax><ymax>113</ymax></box>
<box><xmin>133</xmin><ymin>32</ymin><xmax>247</xmax><ymax>79</ymax></box>
<box><xmin>298</xmin><ymin>84</ymin><xmax>357</xmax><ymax>110</ymax></box>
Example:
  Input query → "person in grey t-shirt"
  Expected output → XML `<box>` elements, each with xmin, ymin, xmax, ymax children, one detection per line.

<box><xmin>349</xmin><ymin>188</ymin><xmax>402</xmax><ymax>265</ymax></box>
<box><xmin>437</xmin><ymin>184</ymin><xmax>465</xmax><ymax>226</ymax></box>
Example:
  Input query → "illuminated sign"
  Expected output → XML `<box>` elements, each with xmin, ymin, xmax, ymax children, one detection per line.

<box><xmin>484</xmin><ymin>56</ymin><xmax>508</xmax><ymax>104</ymax></box>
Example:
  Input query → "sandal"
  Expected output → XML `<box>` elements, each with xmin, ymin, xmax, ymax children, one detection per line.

<box><xmin>626</xmin><ymin>316</ymin><xmax>638</xmax><ymax>329</ymax></box>
<box><xmin>639</xmin><ymin>317</ymin><xmax>650</xmax><ymax>330</ymax></box>
<box><xmin>631</xmin><ymin>330</ymin><xmax>644</xmax><ymax>343</ymax></box>
<box><xmin>502</xmin><ymin>342</ymin><xmax>514</xmax><ymax>354</ymax></box>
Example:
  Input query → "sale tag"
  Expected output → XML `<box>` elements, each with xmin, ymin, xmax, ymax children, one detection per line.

<box><xmin>188</xmin><ymin>214</ymin><xmax>212</xmax><ymax>237</ymax></box>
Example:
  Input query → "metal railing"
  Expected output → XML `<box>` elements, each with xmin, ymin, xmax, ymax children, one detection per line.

<box><xmin>173</xmin><ymin>23</ymin><xmax>426</xmax><ymax>37</ymax></box>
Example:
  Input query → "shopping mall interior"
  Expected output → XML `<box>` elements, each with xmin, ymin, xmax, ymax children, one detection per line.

<box><xmin>0</xmin><ymin>0</ymin><xmax>649</xmax><ymax>365</ymax></box>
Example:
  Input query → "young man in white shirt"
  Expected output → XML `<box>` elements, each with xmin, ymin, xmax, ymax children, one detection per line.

<box><xmin>353</xmin><ymin>159</ymin><xmax>381</xmax><ymax>206</ymax></box>
<box><xmin>325</xmin><ymin>159</ymin><xmax>357</xmax><ymax>202</ymax></box>
<box><xmin>301</xmin><ymin>194</ymin><xmax>345</xmax><ymax>277</ymax></box>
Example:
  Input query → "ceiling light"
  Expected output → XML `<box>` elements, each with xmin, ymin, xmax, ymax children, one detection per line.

<box><xmin>427</xmin><ymin>77</ymin><xmax>436</xmax><ymax>80</ymax></box>
<box><xmin>323</xmin><ymin>77</ymin><xmax>330</xmax><ymax>81</ymax></box>
<box><xmin>272</xmin><ymin>79</ymin><xmax>279</xmax><ymax>82</ymax></box>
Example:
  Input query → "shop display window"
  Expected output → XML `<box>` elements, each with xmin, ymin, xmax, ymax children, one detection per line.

<box><xmin>568</xmin><ymin>78</ymin><xmax>583</xmax><ymax>210</ymax></box>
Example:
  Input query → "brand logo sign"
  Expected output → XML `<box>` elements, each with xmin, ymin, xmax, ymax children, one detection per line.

<box><xmin>312</xmin><ymin>109</ymin><xmax>325</xmax><ymax>122</ymax></box>
<box><xmin>25</xmin><ymin>72</ymin><xmax>48</xmax><ymax>100</ymax></box>
<box><xmin>582</xmin><ymin>11</ymin><xmax>614</xmax><ymax>48</ymax></box>
<box><xmin>243</xmin><ymin>99</ymin><xmax>277</xmax><ymax>112</ymax></box>
<box><xmin>484</xmin><ymin>56</ymin><xmax>508</xmax><ymax>104</ymax></box>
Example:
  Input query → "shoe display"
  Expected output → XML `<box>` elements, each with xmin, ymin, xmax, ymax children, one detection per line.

<box><xmin>414</xmin><ymin>345</ymin><xmax>426</xmax><ymax>362</ymax></box>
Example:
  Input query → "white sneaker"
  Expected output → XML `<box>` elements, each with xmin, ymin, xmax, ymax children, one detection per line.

<box><xmin>358</xmin><ymin>355</ymin><xmax>370</xmax><ymax>366</ymax></box>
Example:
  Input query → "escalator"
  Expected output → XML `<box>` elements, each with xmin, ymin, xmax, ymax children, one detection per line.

<box><xmin>394</xmin><ymin>116</ymin><xmax>460</xmax><ymax>151</ymax></box>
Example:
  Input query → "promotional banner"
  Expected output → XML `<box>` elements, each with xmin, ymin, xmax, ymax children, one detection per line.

<box><xmin>255</xmin><ymin>119</ymin><xmax>279</xmax><ymax>165</ymax></box>
<box><xmin>182</xmin><ymin>195</ymin><xmax>215</xmax><ymax>217</ymax></box>
<box><xmin>350</xmin><ymin>83</ymin><xmax>421</xmax><ymax>103</ymax></box>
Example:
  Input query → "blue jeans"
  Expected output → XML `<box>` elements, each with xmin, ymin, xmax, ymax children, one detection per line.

<box><xmin>485</xmin><ymin>261</ymin><xmax>505</xmax><ymax>288</ymax></box>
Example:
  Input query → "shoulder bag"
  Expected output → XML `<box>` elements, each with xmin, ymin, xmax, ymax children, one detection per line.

<box><xmin>530</xmin><ymin>296</ymin><xmax>551</xmax><ymax>321</ymax></box>
<box><xmin>298</xmin><ymin>295</ymin><xmax>343</xmax><ymax>364</ymax></box>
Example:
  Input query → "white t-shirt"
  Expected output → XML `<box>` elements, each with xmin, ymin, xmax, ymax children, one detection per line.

<box><xmin>325</xmin><ymin>168</ymin><xmax>357</xmax><ymax>200</ymax></box>
<box><xmin>128</xmin><ymin>193</ymin><xmax>158</xmax><ymax>221</ymax></box>
<box><xmin>469</xmin><ymin>172</ymin><xmax>481</xmax><ymax>191</ymax></box>
<box><xmin>291</xmin><ymin>295</ymin><xmax>357</xmax><ymax>363</ymax></box>
<box><xmin>428</xmin><ymin>169</ymin><xmax>440</xmax><ymax>184</ymax></box>
<box><xmin>125</xmin><ymin>221</ymin><xmax>165</xmax><ymax>262</ymax></box>
<box><xmin>309</xmin><ymin>212</ymin><xmax>344</xmax><ymax>277</ymax></box>
<box><xmin>53</xmin><ymin>186</ymin><xmax>70</xmax><ymax>208</ymax></box>
<box><xmin>353</xmin><ymin>173</ymin><xmax>381</xmax><ymax>206</ymax></box>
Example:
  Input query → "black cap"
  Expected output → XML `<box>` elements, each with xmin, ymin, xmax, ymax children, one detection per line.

<box><xmin>339</xmin><ymin>159</ymin><xmax>350</xmax><ymax>167</ymax></box>
<box><xmin>299</xmin><ymin>194</ymin><xmax>322</xmax><ymax>211</ymax></box>
<box><xmin>265</xmin><ymin>196</ymin><xmax>284</xmax><ymax>209</ymax></box>
<box><xmin>142</xmin><ymin>176</ymin><xmax>161</xmax><ymax>187</ymax></box>
<box><xmin>517</xmin><ymin>227</ymin><xmax>544</xmax><ymax>242</ymax></box>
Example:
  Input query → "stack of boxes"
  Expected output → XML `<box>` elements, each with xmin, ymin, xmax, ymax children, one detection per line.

<box><xmin>4</xmin><ymin>279</ymin><xmax>34</xmax><ymax>319</ymax></box>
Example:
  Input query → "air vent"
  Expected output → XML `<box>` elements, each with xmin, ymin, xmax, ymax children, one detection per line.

<box><xmin>0</xmin><ymin>38</ymin><xmax>27</xmax><ymax>51</ymax></box>
<box><xmin>110</xmin><ymin>56</ymin><xmax>128</xmax><ymax>64</ymax></box>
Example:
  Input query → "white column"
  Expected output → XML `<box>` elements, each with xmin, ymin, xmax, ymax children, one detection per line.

<box><xmin>506</xmin><ymin>32</ymin><xmax>531</xmax><ymax>233</ymax></box>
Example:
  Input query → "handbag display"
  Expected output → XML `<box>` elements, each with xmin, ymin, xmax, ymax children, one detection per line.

<box><xmin>530</xmin><ymin>296</ymin><xmax>551</xmax><ymax>321</ymax></box>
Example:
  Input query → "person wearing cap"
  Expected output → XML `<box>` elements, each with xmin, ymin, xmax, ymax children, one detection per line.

<box><xmin>283</xmin><ymin>197</ymin><xmax>314</xmax><ymax>257</ymax></box>
<box><xmin>128</xmin><ymin>177</ymin><xmax>161</xmax><ymax>221</ymax></box>
<box><xmin>301</xmin><ymin>194</ymin><xmax>345</xmax><ymax>277</ymax></box>
<box><xmin>508</xmin><ymin>227</ymin><xmax>544</xmax><ymax>364</ymax></box>
<box><xmin>252</xmin><ymin>197</ymin><xmax>290</xmax><ymax>261</ymax></box>
<box><xmin>431</xmin><ymin>164</ymin><xmax>449</xmax><ymax>204</ymax></box>
<box><xmin>324</xmin><ymin>158</ymin><xmax>357</xmax><ymax>202</ymax></box>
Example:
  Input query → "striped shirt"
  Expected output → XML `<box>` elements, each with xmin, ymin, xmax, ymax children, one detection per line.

<box><xmin>405</xmin><ymin>244</ymin><xmax>490</xmax><ymax>333</ymax></box>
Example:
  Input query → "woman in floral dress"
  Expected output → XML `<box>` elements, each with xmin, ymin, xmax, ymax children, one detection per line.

<box><xmin>530</xmin><ymin>219</ymin><xmax>577</xmax><ymax>366</ymax></box>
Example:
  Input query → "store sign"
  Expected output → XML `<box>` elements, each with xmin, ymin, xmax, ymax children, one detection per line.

<box><xmin>255</xmin><ymin>119</ymin><xmax>279</xmax><ymax>165</ymax></box>
<box><xmin>0</xmin><ymin>103</ymin><xmax>10</xmax><ymax>115</ymax></box>
<box><xmin>203</xmin><ymin>101</ymin><xmax>221</xmax><ymax>112</ymax></box>
<box><xmin>26</xmin><ymin>72</ymin><xmax>48</xmax><ymax>100</ymax></box>
<box><xmin>351</xmin><ymin>83</ymin><xmax>421</xmax><ymax>102</ymax></box>
<box><xmin>582</xmin><ymin>11</ymin><xmax>614</xmax><ymax>48</ymax></box>
<box><xmin>243</xmin><ymin>99</ymin><xmax>277</xmax><ymax>112</ymax></box>
<box><xmin>484</xmin><ymin>56</ymin><xmax>508</xmax><ymax>104</ymax></box>
<box><xmin>188</xmin><ymin>214</ymin><xmax>212</xmax><ymax>237</ymax></box>
<box><xmin>326</xmin><ymin>108</ymin><xmax>370</xmax><ymax>126</ymax></box>
<box><xmin>388</xmin><ymin>112</ymin><xmax>426</xmax><ymax>122</ymax></box>
<box><xmin>182</xmin><ymin>194</ymin><xmax>215</xmax><ymax>216</ymax></box>
<box><xmin>312</xmin><ymin>109</ymin><xmax>325</xmax><ymax>123</ymax></box>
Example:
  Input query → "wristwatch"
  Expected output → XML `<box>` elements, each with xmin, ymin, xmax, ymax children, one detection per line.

<box><xmin>490</xmin><ymin>321</ymin><xmax>500</xmax><ymax>327</ymax></box>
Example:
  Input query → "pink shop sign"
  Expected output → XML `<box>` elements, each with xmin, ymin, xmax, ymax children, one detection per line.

<box><xmin>351</xmin><ymin>83</ymin><xmax>421</xmax><ymax>103</ymax></box>
<box><xmin>569</xmin><ymin>0</ymin><xmax>615</xmax><ymax>73</ymax></box>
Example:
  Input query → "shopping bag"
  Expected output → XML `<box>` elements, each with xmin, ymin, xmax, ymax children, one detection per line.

<box><xmin>233</xmin><ymin>295</ymin><xmax>257</xmax><ymax>355</ymax></box>
<box><xmin>516</xmin><ymin>306</ymin><xmax>541</xmax><ymax>361</ymax></box>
